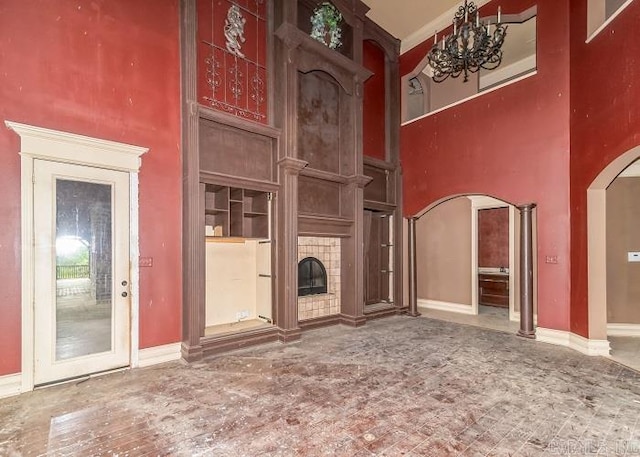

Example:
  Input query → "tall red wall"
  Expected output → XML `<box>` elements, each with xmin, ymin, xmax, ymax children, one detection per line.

<box><xmin>400</xmin><ymin>0</ymin><xmax>572</xmax><ymax>331</ymax></box>
<box><xmin>0</xmin><ymin>0</ymin><xmax>182</xmax><ymax>375</ymax></box>
<box><xmin>363</xmin><ymin>39</ymin><xmax>386</xmax><ymax>160</ymax></box>
<box><xmin>569</xmin><ymin>0</ymin><xmax>640</xmax><ymax>336</ymax></box>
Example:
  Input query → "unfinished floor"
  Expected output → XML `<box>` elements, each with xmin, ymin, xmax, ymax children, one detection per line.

<box><xmin>2</xmin><ymin>316</ymin><xmax>640</xmax><ymax>456</ymax></box>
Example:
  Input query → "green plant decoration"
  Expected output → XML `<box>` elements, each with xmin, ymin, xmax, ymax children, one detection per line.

<box><xmin>310</xmin><ymin>2</ymin><xmax>343</xmax><ymax>50</ymax></box>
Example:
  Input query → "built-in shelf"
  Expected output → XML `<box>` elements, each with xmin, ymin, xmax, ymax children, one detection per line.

<box><xmin>204</xmin><ymin>184</ymin><xmax>269</xmax><ymax>239</ymax></box>
<box><xmin>205</xmin><ymin>236</ymin><xmax>246</xmax><ymax>243</ymax></box>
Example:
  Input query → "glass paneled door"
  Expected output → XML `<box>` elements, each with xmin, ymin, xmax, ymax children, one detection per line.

<box><xmin>33</xmin><ymin>160</ymin><xmax>130</xmax><ymax>385</ymax></box>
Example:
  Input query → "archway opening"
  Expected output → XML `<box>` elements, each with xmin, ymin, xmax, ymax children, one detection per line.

<box><xmin>411</xmin><ymin>194</ymin><xmax>537</xmax><ymax>334</ymax></box>
<box><xmin>588</xmin><ymin>146</ymin><xmax>640</xmax><ymax>368</ymax></box>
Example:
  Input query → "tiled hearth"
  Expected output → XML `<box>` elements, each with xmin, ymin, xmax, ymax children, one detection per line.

<box><xmin>297</xmin><ymin>237</ymin><xmax>341</xmax><ymax>321</ymax></box>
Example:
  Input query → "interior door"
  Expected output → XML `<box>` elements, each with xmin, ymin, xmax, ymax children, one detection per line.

<box><xmin>364</xmin><ymin>211</ymin><xmax>391</xmax><ymax>306</ymax></box>
<box><xmin>33</xmin><ymin>160</ymin><xmax>131</xmax><ymax>385</ymax></box>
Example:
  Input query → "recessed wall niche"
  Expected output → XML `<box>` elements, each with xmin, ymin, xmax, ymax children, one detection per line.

<box><xmin>297</xmin><ymin>0</ymin><xmax>354</xmax><ymax>59</ymax></box>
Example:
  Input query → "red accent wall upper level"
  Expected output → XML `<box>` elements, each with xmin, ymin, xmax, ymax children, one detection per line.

<box><xmin>197</xmin><ymin>0</ymin><xmax>268</xmax><ymax>124</ymax></box>
<box><xmin>363</xmin><ymin>39</ymin><xmax>386</xmax><ymax>160</ymax></box>
<box><xmin>0</xmin><ymin>0</ymin><xmax>182</xmax><ymax>376</ymax></box>
<box><xmin>400</xmin><ymin>0</ymin><xmax>572</xmax><ymax>331</ymax></box>
<box><xmin>569</xmin><ymin>0</ymin><xmax>640</xmax><ymax>336</ymax></box>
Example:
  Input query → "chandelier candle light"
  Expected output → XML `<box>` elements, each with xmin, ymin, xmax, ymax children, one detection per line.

<box><xmin>428</xmin><ymin>1</ymin><xmax>507</xmax><ymax>83</ymax></box>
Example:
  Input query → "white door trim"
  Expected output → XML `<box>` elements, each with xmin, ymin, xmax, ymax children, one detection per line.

<box><xmin>5</xmin><ymin>121</ymin><xmax>147</xmax><ymax>393</ymax></box>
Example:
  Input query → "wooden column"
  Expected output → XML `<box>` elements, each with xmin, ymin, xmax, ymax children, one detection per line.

<box><xmin>272</xmin><ymin>2</ymin><xmax>301</xmax><ymax>342</ymax></box>
<box><xmin>517</xmin><ymin>204</ymin><xmax>536</xmax><ymax>338</ymax></box>
<box><xmin>275</xmin><ymin>159</ymin><xmax>307</xmax><ymax>342</ymax></box>
<box><xmin>180</xmin><ymin>0</ymin><xmax>203</xmax><ymax>361</ymax></box>
<box><xmin>390</xmin><ymin>50</ymin><xmax>404</xmax><ymax>312</ymax></box>
<box><xmin>407</xmin><ymin>217</ymin><xmax>420</xmax><ymax>317</ymax></box>
<box><xmin>340</xmin><ymin>175</ymin><xmax>372</xmax><ymax>327</ymax></box>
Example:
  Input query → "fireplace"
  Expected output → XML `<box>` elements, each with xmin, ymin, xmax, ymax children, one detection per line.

<box><xmin>298</xmin><ymin>257</ymin><xmax>327</xmax><ymax>296</ymax></box>
<box><xmin>297</xmin><ymin>237</ymin><xmax>340</xmax><ymax>320</ymax></box>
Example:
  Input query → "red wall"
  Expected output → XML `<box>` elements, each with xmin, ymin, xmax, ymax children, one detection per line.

<box><xmin>197</xmin><ymin>0</ymin><xmax>268</xmax><ymax>123</ymax></box>
<box><xmin>0</xmin><ymin>0</ymin><xmax>182</xmax><ymax>375</ymax></box>
<box><xmin>478</xmin><ymin>208</ymin><xmax>509</xmax><ymax>268</ymax></box>
<box><xmin>363</xmin><ymin>40</ymin><xmax>386</xmax><ymax>160</ymax></box>
<box><xmin>569</xmin><ymin>0</ymin><xmax>640</xmax><ymax>336</ymax></box>
<box><xmin>400</xmin><ymin>0</ymin><xmax>572</xmax><ymax>331</ymax></box>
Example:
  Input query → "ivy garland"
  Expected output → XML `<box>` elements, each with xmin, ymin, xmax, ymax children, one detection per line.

<box><xmin>310</xmin><ymin>2</ymin><xmax>343</xmax><ymax>49</ymax></box>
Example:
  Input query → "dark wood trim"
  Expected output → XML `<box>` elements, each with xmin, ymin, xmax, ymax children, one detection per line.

<box><xmin>364</xmin><ymin>305</ymin><xmax>397</xmax><ymax>320</ymax></box>
<box><xmin>363</xmin><ymin>19</ymin><xmax>400</xmax><ymax>64</ymax></box>
<box><xmin>275</xmin><ymin>22</ymin><xmax>373</xmax><ymax>95</ymax></box>
<box><xmin>362</xmin><ymin>11</ymin><xmax>404</xmax><ymax>312</ymax></box>
<box><xmin>200</xmin><ymin>327</ymin><xmax>281</xmax><ymax>358</ymax></box>
<box><xmin>352</xmin><ymin>0</ymin><xmax>370</xmax><ymax>22</ymax></box>
<box><xmin>274</xmin><ymin>157</ymin><xmax>306</xmax><ymax>339</ymax></box>
<box><xmin>181</xmin><ymin>341</ymin><xmax>201</xmax><ymax>363</ymax></box>
<box><xmin>346</xmin><ymin>174</ymin><xmax>373</xmax><ymax>187</ymax></box>
<box><xmin>363</xmin><ymin>155</ymin><xmax>397</xmax><ymax>171</ymax></box>
<box><xmin>298</xmin><ymin>314</ymin><xmax>341</xmax><ymax>331</ymax></box>
<box><xmin>179</xmin><ymin>0</ymin><xmax>403</xmax><ymax>363</ymax></box>
<box><xmin>278</xmin><ymin>156</ymin><xmax>309</xmax><ymax>172</ymax></box>
<box><xmin>278</xmin><ymin>327</ymin><xmax>303</xmax><ymax>343</ymax></box>
<box><xmin>267</xmin><ymin>0</ymin><xmax>276</xmax><ymax>124</ymax></box>
<box><xmin>300</xmin><ymin>167</ymin><xmax>349</xmax><ymax>184</ymax></box>
<box><xmin>339</xmin><ymin>314</ymin><xmax>367</xmax><ymax>327</ymax></box>
<box><xmin>330</xmin><ymin>0</ymin><xmax>369</xmax><ymax>26</ymax></box>
<box><xmin>198</xmin><ymin>105</ymin><xmax>282</xmax><ymax>139</ymax></box>
<box><xmin>393</xmin><ymin>167</ymin><xmax>404</xmax><ymax>308</ymax></box>
<box><xmin>407</xmin><ymin>217</ymin><xmax>420</xmax><ymax>317</ymax></box>
<box><xmin>298</xmin><ymin>214</ymin><xmax>353</xmax><ymax>238</ymax></box>
<box><xmin>199</xmin><ymin>171</ymin><xmax>280</xmax><ymax>192</ymax></box>
<box><xmin>181</xmin><ymin>0</ymin><xmax>204</xmax><ymax>360</ymax></box>
<box><xmin>518</xmin><ymin>203</ymin><xmax>536</xmax><ymax>339</ymax></box>
<box><xmin>363</xmin><ymin>200</ymin><xmax>396</xmax><ymax>213</ymax></box>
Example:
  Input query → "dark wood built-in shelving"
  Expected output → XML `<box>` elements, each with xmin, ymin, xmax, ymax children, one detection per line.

<box><xmin>204</xmin><ymin>185</ymin><xmax>269</xmax><ymax>239</ymax></box>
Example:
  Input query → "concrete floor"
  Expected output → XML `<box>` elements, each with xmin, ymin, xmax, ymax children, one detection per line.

<box><xmin>418</xmin><ymin>305</ymin><xmax>519</xmax><ymax>334</ymax></box>
<box><xmin>2</xmin><ymin>315</ymin><xmax>640</xmax><ymax>456</ymax></box>
<box><xmin>420</xmin><ymin>305</ymin><xmax>640</xmax><ymax>373</ymax></box>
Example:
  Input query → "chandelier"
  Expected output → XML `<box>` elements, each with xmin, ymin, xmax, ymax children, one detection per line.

<box><xmin>427</xmin><ymin>1</ymin><xmax>507</xmax><ymax>83</ymax></box>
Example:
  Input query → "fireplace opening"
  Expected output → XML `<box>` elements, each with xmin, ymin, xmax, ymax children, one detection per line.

<box><xmin>298</xmin><ymin>257</ymin><xmax>328</xmax><ymax>296</ymax></box>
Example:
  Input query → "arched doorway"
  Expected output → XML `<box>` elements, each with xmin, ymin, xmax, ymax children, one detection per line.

<box><xmin>588</xmin><ymin>145</ymin><xmax>640</xmax><ymax>367</ymax></box>
<box><xmin>409</xmin><ymin>194</ymin><xmax>537</xmax><ymax>335</ymax></box>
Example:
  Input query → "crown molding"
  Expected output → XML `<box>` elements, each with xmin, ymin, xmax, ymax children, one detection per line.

<box><xmin>5</xmin><ymin>121</ymin><xmax>147</xmax><ymax>172</ymax></box>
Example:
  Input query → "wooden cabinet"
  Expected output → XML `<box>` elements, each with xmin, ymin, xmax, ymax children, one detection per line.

<box><xmin>478</xmin><ymin>273</ymin><xmax>509</xmax><ymax>308</ymax></box>
<box><xmin>204</xmin><ymin>184</ymin><xmax>269</xmax><ymax>239</ymax></box>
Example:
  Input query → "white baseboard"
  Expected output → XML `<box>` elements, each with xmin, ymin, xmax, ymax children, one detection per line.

<box><xmin>138</xmin><ymin>342</ymin><xmax>182</xmax><ymax>368</ymax></box>
<box><xmin>417</xmin><ymin>299</ymin><xmax>475</xmax><ymax>315</ymax></box>
<box><xmin>607</xmin><ymin>323</ymin><xmax>640</xmax><ymax>337</ymax></box>
<box><xmin>0</xmin><ymin>373</ymin><xmax>22</xmax><ymax>399</ymax></box>
<box><xmin>570</xmin><ymin>332</ymin><xmax>611</xmax><ymax>356</ymax></box>
<box><xmin>536</xmin><ymin>327</ymin><xmax>570</xmax><ymax>347</ymax></box>
<box><xmin>537</xmin><ymin>327</ymin><xmax>610</xmax><ymax>356</ymax></box>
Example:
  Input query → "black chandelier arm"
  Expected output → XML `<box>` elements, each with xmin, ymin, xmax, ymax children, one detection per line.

<box><xmin>425</xmin><ymin>0</ymin><xmax>508</xmax><ymax>84</ymax></box>
<box><xmin>453</xmin><ymin>0</ymin><xmax>478</xmax><ymax>24</ymax></box>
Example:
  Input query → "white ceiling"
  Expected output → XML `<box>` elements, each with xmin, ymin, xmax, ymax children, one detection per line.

<box><xmin>362</xmin><ymin>0</ymin><xmax>493</xmax><ymax>53</ymax></box>
<box><xmin>361</xmin><ymin>0</ymin><xmax>462</xmax><ymax>41</ymax></box>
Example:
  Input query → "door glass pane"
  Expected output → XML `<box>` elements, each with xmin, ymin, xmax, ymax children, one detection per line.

<box><xmin>55</xmin><ymin>179</ymin><xmax>113</xmax><ymax>360</ymax></box>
